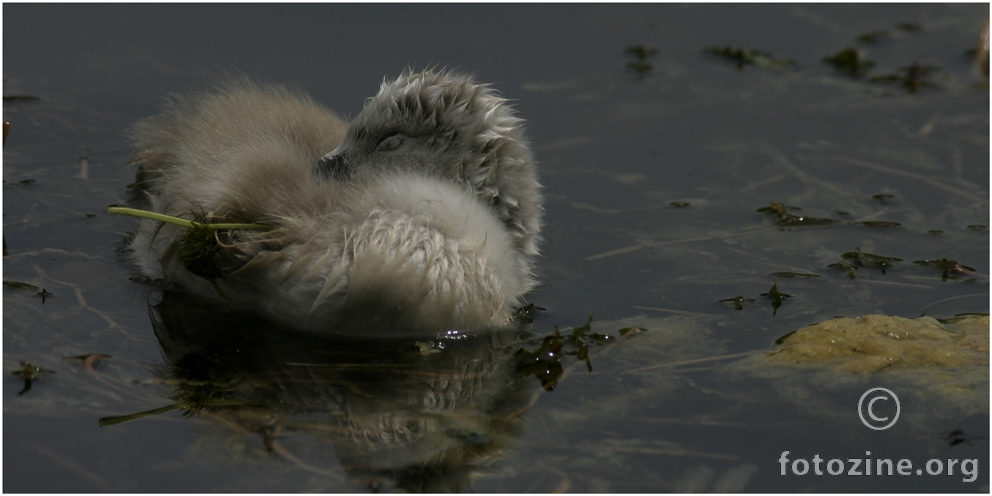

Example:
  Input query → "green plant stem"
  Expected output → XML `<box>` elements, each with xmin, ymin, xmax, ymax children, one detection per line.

<box><xmin>107</xmin><ymin>206</ymin><xmax>272</xmax><ymax>231</ymax></box>
<box><xmin>99</xmin><ymin>404</ymin><xmax>183</xmax><ymax>427</ymax></box>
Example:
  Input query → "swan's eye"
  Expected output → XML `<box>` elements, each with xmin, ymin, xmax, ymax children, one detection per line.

<box><xmin>376</xmin><ymin>134</ymin><xmax>406</xmax><ymax>152</ymax></box>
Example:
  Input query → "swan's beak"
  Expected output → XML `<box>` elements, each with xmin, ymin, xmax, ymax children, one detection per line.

<box><xmin>313</xmin><ymin>150</ymin><xmax>351</xmax><ymax>181</ymax></box>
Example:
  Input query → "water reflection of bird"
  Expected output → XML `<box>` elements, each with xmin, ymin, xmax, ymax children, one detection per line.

<box><xmin>144</xmin><ymin>292</ymin><xmax>533</xmax><ymax>492</ymax></box>
<box><xmin>126</xmin><ymin>70</ymin><xmax>542</xmax><ymax>333</ymax></box>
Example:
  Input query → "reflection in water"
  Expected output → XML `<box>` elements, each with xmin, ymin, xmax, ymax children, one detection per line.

<box><xmin>113</xmin><ymin>291</ymin><xmax>536</xmax><ymax>492</ymax></box>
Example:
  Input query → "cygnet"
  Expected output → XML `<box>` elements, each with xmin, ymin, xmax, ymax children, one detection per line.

<box><xmin>125</xmin><ymin>70</ymin><xmax>542</xmax><ymax>334</ymax></box>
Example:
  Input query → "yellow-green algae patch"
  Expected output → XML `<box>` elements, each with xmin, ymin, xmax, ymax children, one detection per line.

<box><xmin>736</xmin><ymin>314</ymin><xmax>989</xmax><ymax>425</ymax></box>
<box><xmin>766</xmin><ymin>314</ymin><xmax>988</xmax><ymax>373</ymax></box>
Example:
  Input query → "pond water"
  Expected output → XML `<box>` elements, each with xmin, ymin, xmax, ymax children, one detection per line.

<box><xmin>3</xmin><ymin>4</ymin><xmax>989</xmax><ymax>492</ymax></box>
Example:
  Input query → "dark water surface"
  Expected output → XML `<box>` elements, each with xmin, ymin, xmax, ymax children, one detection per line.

<box><xmin>4</xmin><ymin>4</ymin><xmax>988</xmax><ymax>492</ymax></box>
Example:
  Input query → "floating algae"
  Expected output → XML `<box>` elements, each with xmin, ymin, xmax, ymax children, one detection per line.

<box><xmin>737</xmin><ymin>315</ymin><xmax>989</xmax><ymax>426</ymax></box>
<box><xmin>766</xmin><ymin>314</ymin><xmax>988</xmax><ymax>372</ymax></box>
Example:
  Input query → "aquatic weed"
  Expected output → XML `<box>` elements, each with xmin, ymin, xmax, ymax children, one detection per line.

<box><xmin>870</xmin><ymin>62</ymin><xmax>940</xmax><ymax>93</ymax></box>
<box><xmin>759</xmin><ymin>283</ymin><xmax>792</xmax><ymax>316</ymax></box>
<box><xmin>822</xmin><ymin>48</ymin><xmax>875</xmax><ymax>78</ymax></box>
<box><xmin>756</xmin><ymin>202</ymin><xmax>839</xmax><ymax>227</ymax></box>
<box><xmin>703</xmin><ymin>46</ymin><xmax>794</xmax><ymax>70</ymax></box>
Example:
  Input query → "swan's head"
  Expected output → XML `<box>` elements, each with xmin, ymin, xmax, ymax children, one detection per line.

<box><xmin>312</xmin><ymin>69</ymin><xmax>542</xmax><ymax>257</ymax></box>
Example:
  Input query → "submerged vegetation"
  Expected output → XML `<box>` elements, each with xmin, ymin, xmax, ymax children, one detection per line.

<box><xmin>827</xmin><ymin>247</ymin><xmax>903</xmax><ymax>277</ymax></box>
<box><xmin>895</xmin><ymin>22</ymin><xmax>923</xmax><ymax>32</ymax></box>
<box><xmin>913</xmin><ymin>258</ymin><xmax>978</xmax><ymax>281</ymax></box>
<box><xmin>36</xmin><ymin>288</ymin><xmax>53</xmax><ymax>304</ymax></box>
<box><xmin>11</xmin><ymin>361</ymin><xmax>55</xmax><ymax>396</ymax></box>
<box><xmin>822</xmin><ymin>48</ymin><xmax>875</xmax><ymax>78</ymax></box>
<box><xmin>756</xmin><ymin>202</ymin><xmax>905</xmax><ymax>230</ymax></box>
<box><xmin>3</xmin><ymin>280</ymin><xmax>39</xmax><ymax>290</ymax></box>
<box><xmin>756</xmin><ymin>202</ymin><xmax>839</xmax><ymax>227</ymax></box>
<box><xmin>511</xmin><ymin>302</ymin><xmax>546</xmax><ymax>324</ymax></box>
<box><xmin>856</xmin><ymin>31</ymin><xmax>890</xmax><ymax>44</ymax></box>
<box><xmin>703</xmin><ymin>46</ymin><xmax>794</xmax><ymax>70</ymax></box>
<box><xmin>515</xmin><ymin>314</ymin><xmax>646</xmax><ymax>389</ymax></box>
<box><xmin>2</xmin><ymin>95</ymin><xmax>40</xmax><ymax>102</ymax></box>
<box><xmin>720</xmin><ymin>295</ymin><xmax>756</xmax><ymax>311</ymax></box>
<box><xmin>839</xmin><ymin>247</ymin><xmax>902</xmax><ymax>274</ymax></box>
<box><xmin>625</xmin><ymin>44</ymin><xmax>658</xmax><ymax>79</ymax></box>
<box><xmin>759</xmin><ymin>283</ymin><xmax>792</xmax><ymax>317</ymax></box>
<box><xmin>711</xmin><ymin>20</ymin><xmax>956</xmax><ymax>95</ymax></box>
<box><xmin>870</xmin><ymin>62</ymin><xmax>941</xmax><ymax>93</ymax></box>
<box><xmin>856</xmin><ymin>220</ymin><xmax>901</xmax><ymax>228</ymax></box>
